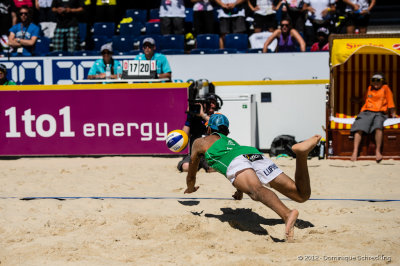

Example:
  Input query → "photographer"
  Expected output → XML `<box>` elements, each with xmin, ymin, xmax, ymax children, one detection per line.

<box><xmin>177</xmin><ymin>86</ymin><xmax>222</xmax><ymax>172</ymax></box>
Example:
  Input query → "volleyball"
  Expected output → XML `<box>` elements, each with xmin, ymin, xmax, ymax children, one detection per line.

<box><xmin>166</xmin><ymin>130</ymin><xmax>188</xmax><ymax>152</ymax></box>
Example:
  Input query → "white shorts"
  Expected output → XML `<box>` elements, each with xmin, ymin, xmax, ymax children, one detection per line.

<box><xmin>226</xmin><ymin>155</ymin><xmax>283</xmax><ymax>187</ymax></box>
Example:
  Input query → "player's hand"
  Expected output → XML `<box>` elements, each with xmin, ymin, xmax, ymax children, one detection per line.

<box><xmin>232</xmin><ymin>190</ymin><xmax>243</xmax><ymax>200</ymax></box>
<box><xmin>184</xmin><ymin>186</ymin><xmax>199</xmax><ymax>194</ymax></box>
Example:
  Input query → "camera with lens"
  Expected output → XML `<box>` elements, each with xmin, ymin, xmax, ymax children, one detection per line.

<box><xmin>187</xmin><ymin>79</ymin><xmax>223</xmax><ymax>115</ymax></box>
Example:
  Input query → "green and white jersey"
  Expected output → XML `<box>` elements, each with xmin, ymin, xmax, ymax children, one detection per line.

<box><xmin>205</xmin><ymin>133</ymin><xmax>263</xmax><ymax>176</ymax></box>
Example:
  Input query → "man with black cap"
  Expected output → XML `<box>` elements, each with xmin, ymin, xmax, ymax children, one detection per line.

<box><xmin>87</xmin><ymin>42</ymin><xmax>122</xmax><ymax>80</ymax></box>
<box><xmin>184</xmin><ymin>113</ymin><xmax>322</xmax><ymax>242</ymax></box>
<box><xmin>350</xmin><ymin>72</ymin><xmax>396</xmax><ymax>162</ymax></box>
<box><xmin>0</xmin><ymin>64</ymin><xmax>16</xmax><ymax>85</ymax></box>
<box><xmin>134</xmin><ymin>37</ymin><xmax>171</xmax><ymax>80</ymax></box>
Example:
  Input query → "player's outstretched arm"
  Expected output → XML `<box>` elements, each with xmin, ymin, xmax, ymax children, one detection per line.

<box><xmin>184</xmin><ymin>138</ymin><xmax>204</xmax><ymax>194</ymax></box>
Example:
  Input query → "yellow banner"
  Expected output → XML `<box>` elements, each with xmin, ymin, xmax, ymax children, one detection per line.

<box><xmin>331</xmin><ymin>38</ymin><xmax>400</xmax><ymax>67</ymax></box>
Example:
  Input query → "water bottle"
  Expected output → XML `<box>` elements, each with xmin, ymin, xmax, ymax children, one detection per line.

<box><xmin>318</xmin><ymin>138</ymin><xmax>326</xmax><ymax>160</ymax></box>
<box><xmin>117</xmin><ymin>65</ymin><xmax>121</xmax><ymax>80</ymax></box>
<box><xmin>328</xmin><ymin>140</ymin><xmax>334</xmax><ymax>156</ymax></box>
<box><xmin>105</xmin><ymin>64</ymin><xmax>111</xmax><ymax>79</ymax></box>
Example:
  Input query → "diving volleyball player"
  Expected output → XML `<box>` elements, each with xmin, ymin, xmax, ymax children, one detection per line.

<box><xmin>184</xmin><ymin>114</ymin><xmax>321</xmax><ymax>241</ymax></box>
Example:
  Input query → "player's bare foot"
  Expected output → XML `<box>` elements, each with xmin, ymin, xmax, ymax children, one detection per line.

<box><xmin>292</xmin><ymin>135</ymin><xmax>322</xmax><ymax>156</ymax></box>
<box><xmin>285</xmin><ymin>209</ymin><xmax>299</xmax><ymax>242</ymax></box>
<box><xmin>351</xmin><ymin>152</ymin><xmax>358</xmax><ymax>162</ymax></box>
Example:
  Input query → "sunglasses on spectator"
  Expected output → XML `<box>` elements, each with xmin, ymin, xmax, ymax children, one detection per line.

<box><xmin>281</xmin><ymin>23</ymin><xmax>290</xmax><ymax>27</ymax></box>
<box><xmin>20</xmin><ymin>12</ymin><xmax>28</xmax><ymax>16</ymax></box>
<box><xmin>371</xmin><ymin>78</ymin><xmax>383</xmax><ymax>82</ymax></box>
<box><xmin>143</xmin><ymin>44</ymin><xmax>154</xmax><ymax>49</ymax></box>
<box><xmin>101</xmin><ymin>51</ymin><xmax>112</xmax><ymax>55</ymax></box>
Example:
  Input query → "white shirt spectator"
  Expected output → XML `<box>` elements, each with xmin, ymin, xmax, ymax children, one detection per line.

<box><xmin>37</xmin><ymin>0</ymin><xmax>53</xmax><ymax>8</ymax></box>
<box><xmin>249</xmin><ymin>31</ymin><xmax>277</xmax><ymax>51</ymax></box>
<box><xmin>254</xmin><ymin>0</ymin><xmax>275</xmax><ymax>16</ymax></box>
<box><xmin>217</xmin><ymin>0</ymin><xmax>245</xmax><ymax>18</ymax></box>
<box><xmin>193</xmin><ymin>0</ymin><xmax>213</xmax><ymax>12</ymax></box>
<box><xmin>160</xmin><ymin>0</ymin><xmax>186</xmax><ymax>18</ymax></box>
<box><xmin>304</xmin><ymin>0</ymin><xmax>333</xmax><ymax>20</ymax></box>
<box><xmin>345</xmin><ymin>0</ymin><xmax>370</xmax><ymax>12</ymax></box>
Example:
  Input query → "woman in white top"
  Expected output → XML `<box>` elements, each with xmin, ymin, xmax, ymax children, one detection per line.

<box><xmin>247</xmin><ymin>0</ymin><xmax>278</xmax><ymax>33</ymax></box>
<box><xmin>191</xmin><ymin>0</ymin><xmax>215</xmax><ymax>35</ymax></box>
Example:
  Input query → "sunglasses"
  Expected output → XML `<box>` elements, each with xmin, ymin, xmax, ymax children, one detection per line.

<box><xmin>281</xmin><ymin>23</ymin><xmax>290</xmax><ymax>27</ymax></box>
<box><xmin>20</xmin><ymin>12</ymin><xmax>28</xmax><ymax>16</ymax></box>
<box><xmin>143</xmin><ymin>44</ymin><xmax>154</xmax><ymax>49</ymax></box>
<box><xmin>101</xmin><ymin>51</ymin><xmax>112</xmax><ymax>55</ymax></box>
<box><xmin>371</xmin><ymin>78</ymin><xmax>383</xmax><ymax>82</ymax></box>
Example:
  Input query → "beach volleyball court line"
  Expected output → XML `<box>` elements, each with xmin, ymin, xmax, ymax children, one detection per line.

<box><xmin>0</xmin><ymin>196</ymin><xmax>399</xmax><ymax>202</ymax></box>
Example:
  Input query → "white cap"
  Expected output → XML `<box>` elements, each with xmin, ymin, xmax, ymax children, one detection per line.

<box><xmin>142</xmin><ymin>37</ymin><xmax>155</xmax><ymax>46</ymax></box>
<box><xmin>372</xmin><ymin>73</ymin><xmax>384</xmax><ymax>79</ymax></box>
<box><xmin>317</xmin><ymin>27</ymin><xmax>329</xmax><ymax>36</ymax></box>
<box><xmin>100</xmin><ymin>42</ymin><xmax>113</xmax><ymax>53</ymax></box>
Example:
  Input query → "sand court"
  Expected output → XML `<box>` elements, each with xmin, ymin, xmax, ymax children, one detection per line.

<box><xmin>1</xmin><ymin>156</ymin><xmax>399</xmax><ymax>265</ymax></box>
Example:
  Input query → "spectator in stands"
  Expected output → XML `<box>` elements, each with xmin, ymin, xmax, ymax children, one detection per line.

<box><xmin>87</xmin><ymin>43</ymin><xmax>122</xmax><ymax>80</ymax></box>
<box><xmin>343</xmin><ymin>0</ymin><xmax>375</xmax><ymax>34</ymax></box>
<box><xmin>8</xmin><ymin>6</ymin><xmax>39</xmax><ymax>56</ymax></box>
<box><xmin>247</xmin><ymin>0</ymin><xmax>277</xmax><ymax>33</ymax></box>
<box><xmin>35</xmin><ymin>0</ymin><xmax>55</xmax><ymax>22</ymax></box>
<box><xmin>262</xmin><ymin>17</ymin><xmax>305</xmax><ymax>52</ymax></box>
<box><xmin>215</xmin><ymin>0</ymin><xmax>247</xmax><ymax>48</ymax></box>
<box><xmin>0</xmin><ymin>0</ymin><xmax>17</xmax><ymax>53</ymax></box>
<box><xmin>285</xmin><ymin>0</ymin><xmax>307</xmax><ymax>34</ymax></box>
<box><xmin>191</xmin><ymin>0</ymin><xmax>215</xmax><ymax>35</ymax></box>
<box><xmin>302</xmin><ymin>0</ymin><xmax>335</xmax><ymax>46</ymax></box>
<box><xmin>135</xmin><ymin>37</ymin><xmax>172</xmax><ymax>80</ymax></box>
<box><xmin>12</xmin><ymin>0</ymin><xmax>33</xmax><ymax>8</ymax></box>
<box><xmin>310</xmin><ymin>26</ymin><xmax>329</xmax><ymax>51</ymax></box>
<box><xmin>0</xmin><ymin>63</ymin><xmax>16</xmax><ymax>85</ymax></box>
<box><xmin>350</xmin><ymin>72</ymin><xmax>396</xmax><ymax>162</ymax></box>
<box><xmin>51</xmin><ymin>0</ymin><xmax>83</xmax><ymax>53</ymax></box>
<box><xmin>159</xmin><ymin>0</ymin><xmax>185</xmax><ymax>35</ymax></box>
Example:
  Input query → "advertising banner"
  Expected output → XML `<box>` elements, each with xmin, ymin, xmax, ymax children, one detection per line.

<box><xmin>331</xmin><ymin>37</ymin><xmax>400</xmax><ymax>67</ymax></box>
<box><xmin>0</xmin><ymin>85</ymin><xmax>188</xmax><ymax>156</ymax></box>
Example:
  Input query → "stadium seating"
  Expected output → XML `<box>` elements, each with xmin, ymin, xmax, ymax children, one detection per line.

<box><xmin>213</xmin><ymin>48</ymin><xmax>237</xmax><ymax>54</ymax></box>
<box><xmin>185</xmin><ymin>8</ymin><xmax>193</xmax><ymax>23</ymax></box>
<box><xmin>161</xmin><ymin>34</ymin><xmax>184</xmax><ymax>50</ymax></box>
<box><xmin>73</xmin><ymin>50</ymin><xmax>98</xmax><ymax>56</ymax></box>
<box><xmin>190</xmin><ymin>48</ymin><xmax>215</xmax><ymax>54</ymax></box>
<box><xmin>112</xmin><ymin>35</ymin><xmax>136</xmax><ymax>53</ymax></box>
<box><xmin>78</xmin><ymin>23</ymin><xmax>87</xmax><ymax>49</ymax></box>
<box><xmin>149</xmin><ymin>8</ymin><xmax>159</xmax><ymax>20</ymax></box>
<box><xmin>160</xmin><ymin>49</ymin><xmax>185</xmax><ymax>55</ymax></box>
<box><xmin>196</xmin><ymin>34</ymin><xmax>219</xmax><ymax>49</ymax></box>
<box><xmin>34</xmin><ymin>37</ymin><xmax>51</xmax><ymax>56</ymax></box>
<box><xmin>92</xmin><ymin>35</ymin><xmax>111</xmax><ymax>51</ymax></box>
<box><xmin>224</xmin><ymin>33</ymin><xmax>248</xmax><ymax>52</ymax></box>
<box><xmin>247</xmin><ymin>48</ymin><xmax>263</xmax><ymax>53</ymax></box>
<box><xmin>126</xmin><ymin>9</ymin><xmax>147</xmax><ymax>24</ymax></box>
<box><xmin>124</xmin><ymin>50</ymin><xmax>143</xmax><ymax>56</ymax></box>
<box><xmin>119</xmin><ymin>22</ymin><xmax>143</xmax><ymax>37</ymax></box>
<box><xmin>47</xmin><ymin>51</ymin><xmax>72</xmax><ymax>57</ymax></box>
<box><xmin>145</xmin><ymin>22</ymin><xmax>161</xmax><ymax>35</ymax></box>
<box><xmin>92</xmin><ymin>22</ymin><xmax>115</xmax><ymax>38</ymax></box>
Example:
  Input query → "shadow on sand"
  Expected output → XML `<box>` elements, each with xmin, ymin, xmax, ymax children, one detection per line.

<box><xmin>202</xmin><ymin>208</ymin><xmax>314</xmax><ymax>242</ymax></box>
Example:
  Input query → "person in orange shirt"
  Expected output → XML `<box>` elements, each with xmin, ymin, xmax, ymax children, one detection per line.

<box><xmin>350</xmin><ymin>73</ymin><xmax>396</xmax><ymax>162</ymax></box>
